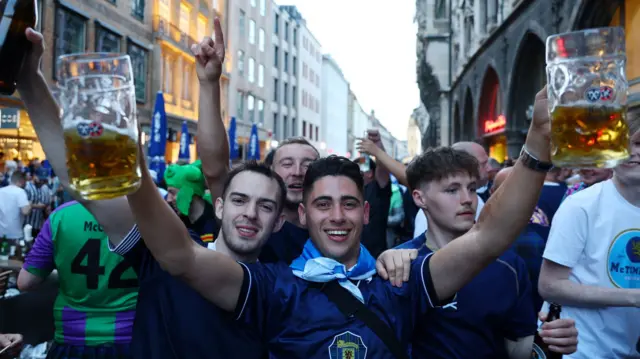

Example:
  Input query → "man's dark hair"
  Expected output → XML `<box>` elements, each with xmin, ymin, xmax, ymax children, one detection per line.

<box><xmin>10</xmin><ymin>171</ymin><xmax>25</xmax><ymax>184</ymax></box>
<box><xmin>264</xmin><ymin>149</ymin><xmax>276</xmax><ymax>167</ymax></box>
<box><xmin>303</xmin><ymin>155</ymin><xmax>364</xmax><ymax>201</ymax></box>
<box><xmin>221</xmin><ymin>160</ymin><xmax>287</xmax><ymax>210</ymax></box>
<box><xmin>406</xmin><ymin>147</ymin><xmax>480</xmax><ymax>191</ymax></box>
<box><xmin>273</xmin><ymin>137</ymin><xmax>320</xmax><ymax>162</ymax></box>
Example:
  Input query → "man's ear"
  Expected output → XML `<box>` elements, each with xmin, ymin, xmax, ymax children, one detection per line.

<box><xmin>215</xmin><ymin>197</ymin><xmax>224</xmax><ymax>221</ymax></box>
<box><xmin>298</xmin><ymin>203</ymin><xmax>307</xmax><ymax>227</ymax></box>
<box><xmin>412</xmin><ymin>188</ymin><xmax>427</xmax><ymax>210</ymax></box>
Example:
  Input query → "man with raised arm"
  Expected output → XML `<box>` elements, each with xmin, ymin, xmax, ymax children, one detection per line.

<box><xmin>126</xmin><ymin>50</ymin><xmax>556</xmax><ymax>357</ymax></box>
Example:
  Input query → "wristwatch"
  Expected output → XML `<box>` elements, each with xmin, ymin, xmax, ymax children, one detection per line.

<box><xmin>519</xmin><ymin>146</ymin><xmax>554</xmax><ymax>172</ymax></box>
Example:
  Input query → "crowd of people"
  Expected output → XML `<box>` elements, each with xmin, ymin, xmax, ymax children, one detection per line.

<box><xmin>0</xmin><ymin>20</ymin><xmax>636</xmax><ymax>359</ymax></box>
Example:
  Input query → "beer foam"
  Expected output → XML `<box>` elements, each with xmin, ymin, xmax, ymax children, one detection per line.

<box><xmin>62</xmin><ymin>117</ymin><xmax>138</xmax><ymax>140</ymax></box>
<box><xmin>558</xmin><ymin>100</ymin><xmax>624</xmax><ymax>109</ymax></box>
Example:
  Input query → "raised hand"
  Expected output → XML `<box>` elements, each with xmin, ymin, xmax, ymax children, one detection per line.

<box><xmin>191</xmin><ymin>18</ymin><xmax>225</xmax><ymax>83</ymax></box>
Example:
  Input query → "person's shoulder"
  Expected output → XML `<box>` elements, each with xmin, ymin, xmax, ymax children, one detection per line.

<box><xmin>395</xmin><ymin>235</ymin><xmax>432</xmax><ymax>256</ymax></box>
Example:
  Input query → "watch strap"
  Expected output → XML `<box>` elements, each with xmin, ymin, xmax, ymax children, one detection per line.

<box><xmin>519</xmin><ymin>146</ymin><xmax>554</xmax><ymax>172</ymax></box>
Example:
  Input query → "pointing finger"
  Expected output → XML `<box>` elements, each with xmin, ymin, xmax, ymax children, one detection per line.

<box><xmin>214</xmin><ymin>18</ymin><xmax>224</xmax><ymax>46</ymax></box>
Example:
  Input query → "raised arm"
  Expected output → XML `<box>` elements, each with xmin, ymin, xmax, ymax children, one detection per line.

<box><xmin>194</xmin><ymin>18</ymin><xmax>229</xmax><ymax>200</ymax></box>
<box><xmin>126</xmin><ymin>148</ymin><xmax>243</xmax><ymax>311</ymax></box>
<box><xmin>429</xmin><ymin>87</ymin><xmax>550</xmax><ymax>300</ymax></box>
<box><xmin>358</xmin><ymin>137</ymin><xmax>407</xmax><ymax>187</ymax></box>
<box><xmin>16</xmin><ymin>29</ymin><xmax>135</xmax><ymax>246</ymax></box>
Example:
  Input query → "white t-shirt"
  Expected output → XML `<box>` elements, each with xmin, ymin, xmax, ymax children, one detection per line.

<box><xmin>413</xmin><ymin>195</ymin><xmax>485</xmax><ymax>238</ymax></box>
<box><xmin>542</xmin><ymin>179</ymin><xmax>640</xmax><ymax>358</ymax></box>
<box><xmin>0</xmin><ymin>185</ymin><xmax>30</xmax><ymax>239</ymax></box>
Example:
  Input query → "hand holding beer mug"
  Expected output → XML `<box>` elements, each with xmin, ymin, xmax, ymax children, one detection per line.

<box><xmin>546</xmin><ymin>27</ymin><xmax>630</xmax><ymax>168</ymax></box>
<box><xmin>57</xmin><ymin>53</ymin><xmax>141</xmax><ymax>200</ymax></box>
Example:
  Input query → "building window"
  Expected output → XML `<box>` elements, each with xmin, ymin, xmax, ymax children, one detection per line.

<box><xmin>292</xmin><ymin>85</ymin><xmax>297</xmax><ymax>105</ymax></box>
<box><xmin>434</xmin><ymin>0</ymin><xmax>447</xmax><ymax>19</ymax></box>
<box><xmin>95</xmin><ymin>24</ymin><xmax>121</xmax><ymax>52</ymax></box>
<box><xmin>293</xmin><ymin>28</ymin><xmax>297</xmax><ymax>46</ymax></box>
<box><xmin>258</xmin><ymin>99</ymin><xmax>264</xmax><ymax>124</ymax></box>
<box><xmin>302</xmin><ymin>90</ymin><xmax>306</xmax><ymax>106</ymax></box>
<box><xmin>302</xmin><ymin>120</ymin><xmax>306</xmax><ymax>137</ymax></box>
<box><xmin>251</xmin><ymin>0</ymin><xmax>256</xmax><ymax>7</ymax></box>
<box><xmin>54</xmin><ymin>7</ymin><xmax>87</xmax><ymax>74</ymax></box>
<box><xmin>248</xmin><ymin>57</ymin><xmax>255</xmax><ymax>83</ymax></box>
<box><xmin>162</xmin><ymin>54</ymin><xmax>173</xmax><ymax>95</ymax></box>
<box><xmin>259</xmin><ymin>28</ymin><xmax>265</xmax><ymax>52</ymax></box>
<box><xmin>284</xmin><ymin>52</ymin><xmax>289</xmax><ymax>72</ymax></box>
<box><xmin>249</xmin><ymin>20</ymin><xmax>255</xmax><ymax>44</ymax></box>
<box><xmin>183</xmin><ymin>63</ymin><xmax>193</xmax><ymax>101</ymax></box>
<box><xmin>247</xmin><ymin>95</ymin><xmax>255</xmax><ymax>122</ymax></box>
<box><xmin>158</xmin><ymin>0</ymin><xmax>170</xmax><ymax>18</ymax></box>
<box><xmin>283</xmin><ymin>83</ymin><xmax>288</xmax><ymax>105</ymax></box>
<box><xmin>131</xmin><ymin>0</ymin><xmax>145</xmax><ymax>20</ymax></box>
<box><xmin>179</xmin><ymin>2</ymin><xmax>190</xmax><ymax>34</ymax></box>
<box><xmin>236</xmin><ymin>91</ymin><xmax>244</xmax><ymax>120</ymax></box>
<box><xmin>258</xmin><ymin>64</ymin><xmax>264</xmax><ymax>87</ymax></box>
<box><xmin>237</xmin><ymin>50</ymin><xmax>244</xmax><ymax>77</ymax></box>
<box><xmin>273</xmin><ymin>113</ymin><xmax>279</xmax><ymax>138</ymax></box>
<box><xmin>303</xmin><ymin>63</ymin><xmax>307</xmax><ymax>78</ymax></box>
<box><xmin>197</xmin><ymin>16</ymin><xmax>207</xmax><ymax>42</ymax></box>
<box><xmin>283</xmin><ymin>116</ymin><xmax>288</xmax><ymax>137</ymax></box>
<box><xmin>273</xmin><ymin>45</ymin><xmax>279</xmax><ymax>67</ymax></box>
<box><xmin>273</xmin><ymin>78</ymin><xmax>278</xmax><ymax>101</ymax></box>
<box><xmin>291</xmin><ymin>117</ymin><xmax>296</xmax><ymax>136</ymax></box>
<box><xmin>284</xmin><ymin>21</ymin><xmax>289</xmax><ymax>41</ymax></box>
<box><xmin>274</xmin><ymin>13</ymin><xmax>279</xmax><ymax>34</ymax></box>
<box><xmin>315</xmin><ymin>74</ymin><xmax>319</xmax><ymax>87</ymax></box>
<box><xmin>315</xmin><ymin>126</ymin><xmax>318</xmax><ymax>141</ymax></box>
<box><xmin>292</xmin><ymin>56</ymin><xmax>297</xmax><ymax>75</ymax></box>
<box><xmin>127</xmin><ymin>41</ymin><xmax>148</xmax><ymax>102</ymax></box>
<box><xmin>259</xmin><ymin>0</ymin><xmax>266</xmax><ymax>16</ymax></box>
<box><xmin>239</xmin><ymin>10</ymin><xmax>245</xmax><ymax>38</ymax></box>
<box><xmin>309</xmin><ymin>123</ymin><xmax>313</xmax><ymax>139</ymax></box>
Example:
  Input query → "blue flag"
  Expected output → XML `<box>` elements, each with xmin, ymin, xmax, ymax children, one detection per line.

<box><xmin>178</xmin><ymin>120</ymin><xmax>191</xmax><ymax>162</ymax></box>
<box><xmin>148</xmin><ymin>91</ymin><xmax>167</xmax><ymax>183</ymax></box>
<box><xmin>247</xmin><ymin>123</ymin><xmax>261</xmax><ymax>160</ymax></box>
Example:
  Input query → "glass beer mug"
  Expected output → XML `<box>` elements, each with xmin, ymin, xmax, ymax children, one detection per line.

<box><xmin>546</xmin><ymin>27</ymin><xmax>630</xmax><ymax>168</ymax></box>
<box><xmin>57</xmin><ymin>53</ymin><xmax>141</xmax><ymax>200</ymax></box>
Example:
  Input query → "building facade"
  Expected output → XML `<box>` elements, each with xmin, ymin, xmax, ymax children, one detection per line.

<box><xmin>419</xmin><ymin>0</ymin><xmax>638</xmax><ymax>163</ymax></box>
<box><xmin>0</xmin><ymin>0</ymin><xmax>153</xmax><ymax>163</ymax></box>
<box><xmin>321</xmin><ymin>54</ymin><xmax>349</xmax><ymax>156</ymax></box>
<box><xmin>270</xmin><ymin>2</ymin><xmax>299</xmax><ymax>148</ymax></box>
<box><xmin>226</xmin><ymin>0</ymin><xmax>272</xmax><ymax>160</ymax></box>
<box><xmin>347</xmin><ymin>91</ymin><xmax>369</xmax><ymax>158</ymax></box>
<box><xmin>407</xmin><ymin>112</ymin><xmax>423</xmax><ymax>158</ymax></box>
<box><xmin>281</xmin><ymin>5</ymin><xmax>322</xmax><ymax>150</ymax></box>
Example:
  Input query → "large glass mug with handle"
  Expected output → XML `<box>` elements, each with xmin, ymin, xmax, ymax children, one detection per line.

<box><xmin>56</xmin><ymin>53</ymin><xmax>141</xmax><ymax>200</ymax></box>
<box><xmin>546</xmin><ymin>27</ymin><xmax>630</xmax><ymax>168</ymax></box>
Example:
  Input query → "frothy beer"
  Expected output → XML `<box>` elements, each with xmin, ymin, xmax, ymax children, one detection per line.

<box><xmin>64</xmin><ymin>119</ymin><xmax>141</xmax><ymax>200</ymax></box>
<box><xmin>551</xmin><ymin>104</ymin><xmax>630</xmax><ymax>168</ymax></box>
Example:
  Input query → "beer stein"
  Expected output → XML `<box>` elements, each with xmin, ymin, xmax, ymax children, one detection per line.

<box><xmin>57</xmin><ymin>53</ymin><xmax>141</xmax><ymax>200</ymax></box>
<box><xmin>546</xmin><ymin>27</ymin><xmax>629</xmax><ymax>168</ymax></box>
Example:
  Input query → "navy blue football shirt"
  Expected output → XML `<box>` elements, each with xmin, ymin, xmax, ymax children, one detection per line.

<box><xmin>397</xmin><ymin>234</ymin><xmax>537</xmax><ymax>359</ymax></box>
<box><xmin>234</xmin><ymin>253</ymin><xmax>453</xmax><ymax>359</ymax></box>
<box><xmin>111</xmin><ymin>203</ymin><xmax>265</xmax><ymax>359</ymax></box>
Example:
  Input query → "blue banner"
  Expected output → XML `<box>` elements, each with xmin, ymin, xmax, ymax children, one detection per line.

<box><xmin>229</xmin><ymin>117</ymin><xmax>239</xmax><ymax>160</ymax></box>
<box><xmin>247</xmin><ymin>123</ymin><xmax>261</xmax><ymax>160</ymax></box>
<box><xmin>148</xmin><ymin>91</ymin><xmax>168</xmax><ymax>183</ymax></box>
<box><xmin>178</xmin><ymin>120</ymin><xmax>191</xmax><ymax>162</ymax></box>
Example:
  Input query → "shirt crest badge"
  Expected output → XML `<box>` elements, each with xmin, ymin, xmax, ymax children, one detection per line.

<box><xmin>328</xmin><ymin>331</ymin><xmax>368</xmax><ymax>359</ymax></box>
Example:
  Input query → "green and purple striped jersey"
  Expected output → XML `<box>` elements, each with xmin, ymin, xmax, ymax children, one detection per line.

<box><xmin>23</xmin><ymin>201</ymin><xmax>138</xmax><ymax>346</ymax></box>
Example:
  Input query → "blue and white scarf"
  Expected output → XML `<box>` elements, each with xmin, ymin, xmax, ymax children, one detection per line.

<box><xmin>290</xmin><ymin>239</ymin><xmax>377</xmax><ymax>303</ymax></box>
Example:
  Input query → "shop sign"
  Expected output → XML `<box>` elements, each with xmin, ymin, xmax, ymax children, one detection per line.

<box><xmin>0</xmin><ymin>109</ymin><xmax>20</xmax><ymax>129</ymax></box>
<box><xmin>484</xmin><ymin>115</ymin><xmax>506</xmax><ymax>135</ymax></box>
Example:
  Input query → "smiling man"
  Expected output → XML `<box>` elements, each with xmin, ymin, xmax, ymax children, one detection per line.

<box><xmin>126</xmin><ymin>79</ymin><xmax>555</xmax><ymax>357</ymax></box>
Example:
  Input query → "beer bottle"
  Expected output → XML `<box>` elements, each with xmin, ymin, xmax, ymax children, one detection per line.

<box><xmin>532</xmin><ymin>303</ymin><xmax>562</xmax><ymax>359</ymax></box>
<box><xmin>0</xmin><ymin>0</ymin><xmax>38</xmax><ymax>95</ymax></box>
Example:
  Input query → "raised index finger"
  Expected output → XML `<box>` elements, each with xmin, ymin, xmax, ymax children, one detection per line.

<box><xmin>214</xmin><ymin>18</ymin><xmax>224</xmax><ymax>46</ymax></box>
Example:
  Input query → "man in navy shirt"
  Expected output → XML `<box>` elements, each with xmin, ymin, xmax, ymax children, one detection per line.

<box><xmin>127</xmin><ymin>83</ymin><xmax>563</xmax><ymax>358</ymax></box>
<box><xmin>384</xmin><ymin>148</ymin><xmax>577</xmax><ymax>359</ymax></box>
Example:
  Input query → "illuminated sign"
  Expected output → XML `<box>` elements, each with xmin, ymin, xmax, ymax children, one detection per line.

<box><xmin>484</xmin><ymin>115</ymin><xmax>506</xmax><ymax>134</ymax></box>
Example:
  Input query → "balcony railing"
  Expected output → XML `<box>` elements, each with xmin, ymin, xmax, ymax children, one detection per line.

<box><xmin>154</xmin><ymin>16</ymin><xmax>198</xmax><ymax>53</ymax></box>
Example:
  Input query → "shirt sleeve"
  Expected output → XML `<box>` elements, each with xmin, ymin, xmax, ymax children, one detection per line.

<box><xmin>234</xmin><ymin>262</ymin><xmax>278</xmax><ymax>337</ymax></box>
<box><xmin>411</xmin><ymin>252</ymin><xmax>457</xmax><ymax>313</ymax></box>
<box><xmin>16</xmin><ymin>188</ymin><xmax>29</xmax><ymax>208</ymax></box>
<box><xmin>501</xmin><ymin>255</ymin><xmax>537</xmax><ymax>340</ymax></box>
<box><xmin>542</xmin><ymin>196</ymin><xmax>588</xmax><ymax>268</ymax></box>
<box><xmin>22</xmin><ymin>219</ymin><xmax>55</xmax><ymax>278</ymax></box>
